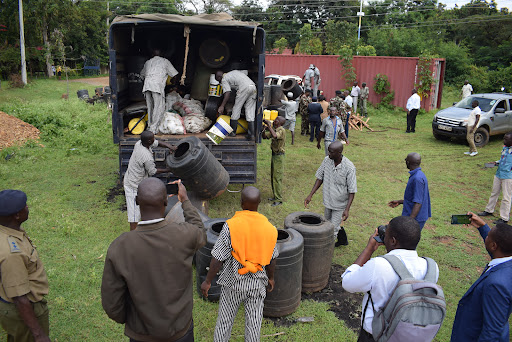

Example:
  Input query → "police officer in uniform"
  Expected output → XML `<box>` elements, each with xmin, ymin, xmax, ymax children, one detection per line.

<box><xmin>0</xmin><ymin>190</ymin><xmax>50</xmax><ymax>342</ymax></box>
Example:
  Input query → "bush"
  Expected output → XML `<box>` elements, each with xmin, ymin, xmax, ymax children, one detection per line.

<box><xmin>373</xmin><ymin>73</ymin><xmax>395</xmax><ymax>108</ymax></box>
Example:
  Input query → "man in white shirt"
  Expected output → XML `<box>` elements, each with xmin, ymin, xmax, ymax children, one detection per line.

<box><xmin>216</xmin><ymin>70</ymin><xmax>257</xmax><ymax>140</ymax></box>
<box><xmin>140</xmin><ymin>49</ymin><xmax>179</xmax><ymax>133</ymax></box>
<box><xmin>461</xmin><ymin>80</ymin><xmax>473</xmax><ymax>99</ymax></box>
<box><xmin>302</xmin><ymin>65</ymin><xmax>315</xmax><ymax>94</ymax></box>
<box><xmin>342</xmin><ymin>216</ymin><xmax>439</xmax><ymax>342</ymax></box>
<box><xmin>406</xmin><ymin>88</ymin><xmax>421</xmax><ymax>133</ymax></box>
<box><xmin>351</xmin><ymin>81</ymin><xmax>361</xmax><ymax>115</ymax></box>
<box><xmin>313</xmin><ymin>65</ymin><xmax>321</xmax><ymax>97</ymax></box>
<box><xmin>344</xmin><ymin>91</ymin><xmax>353</xmax><ymax>138</ymax></box>
<box><xmin>281</xmin><ymin>92</ymin><xmax>299</xmax><ymax>145</ymax></box>
<box><xmin>465</xmin><ymin>100</ymin><xmax>481</xmax><ymax>156</ymax></box>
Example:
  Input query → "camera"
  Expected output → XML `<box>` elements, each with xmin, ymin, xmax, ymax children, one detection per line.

<box><xmin>374</xmin><ymin>225</ymin><xmax>387</xmax><ymax>243</ymax></box>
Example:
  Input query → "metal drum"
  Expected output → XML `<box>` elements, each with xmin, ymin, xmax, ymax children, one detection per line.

<box><xmin>284</xmin><ymin>212</ymin><xmax>334</xmax><ymax>293</ymax></box>
<box><xmin>196</xmin><ymin>218</ymin><xmax>227</xmax><ymax>302</ymax></box>
<box><xmin>263</xmin><ymin>228</ymin><xmax>304</xmax><ymax>317</ymax></box>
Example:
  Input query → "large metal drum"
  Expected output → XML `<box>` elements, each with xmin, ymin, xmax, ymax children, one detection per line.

<box><xmin>195</xmin><ymin>219</ymin><xmax>227</xmax><ymax>302</ymax></box>
<box><xmin>284</xmin><ymin>212</ymin><xmax>334</xmax><ymax>293</ymax></box>
<box><xmin>263</xmin><ymin>228</ymin><xmax>304</xmax><ymax>317</ymax></box>
<box><xmin>166</xmin><ymin>136</ymin><xmax>229</xmax><ymax>200</ymax></box>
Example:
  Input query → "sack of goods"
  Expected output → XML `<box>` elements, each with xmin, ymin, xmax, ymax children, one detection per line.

<box><xmin>172</xmin><ymin>99</ymin><xmax>205</xmax><ymax>117</ymax></box>
<box><xmin>165</xmin><ymin>91</ymin><xmax>182</xmax><ymax>111</ymax></box>
<box><xmin>159</xmin><ymin>112</ymin><xmax>186</xmax><ymax>135</ymax></box>
<box><xmin>184</xmin><ymin>114</ymin><xmax>212</xmax><ymax>133</ymax></box>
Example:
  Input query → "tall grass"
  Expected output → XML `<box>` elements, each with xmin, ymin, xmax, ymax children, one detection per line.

<box><xmin>0</xmin><ymin>79</ymin><xmax>509</xmax><ymax>341</ymax></box>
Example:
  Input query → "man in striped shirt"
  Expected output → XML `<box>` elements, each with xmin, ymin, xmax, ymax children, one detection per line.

<box><xmin>123</xmin><ymin>131</ymin><xmax>175</xmax><ymax>230</ymax></box>
<box><xmin>201</xmin><ymin>186</ymin><xmax>278</xmax><ymax>342</ymax></box>
<box><xmin>305</xmin><ymin>141</ymin><xmax>357</xmax><ymax>247</ymax></box>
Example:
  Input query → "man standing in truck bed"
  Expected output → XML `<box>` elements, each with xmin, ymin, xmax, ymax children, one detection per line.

<box><xmin>216</xmin><ymin>70</ymin><xmax>257</xmax><ymax>141</ymax></box>
<box><xmin>140</xmin><ymin>48</ymin><xmax>178</xmax><ymax>133</ymax></box>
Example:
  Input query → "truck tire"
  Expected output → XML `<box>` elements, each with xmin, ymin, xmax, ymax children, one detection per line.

<box><xmin>474</xmin><ymin>127</ymin><xmax>490</xmax><ymax>147</ymax></box>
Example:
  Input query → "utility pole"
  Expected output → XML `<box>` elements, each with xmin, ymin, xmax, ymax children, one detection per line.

<box><xmin>357</xmin><ymin>0</ymin><xmax>365</xmax><ymax>55</ymax></box>
<box><xmin>18</xmin><ymin>0</ymin><xmax>27</xmax><ymax>85</ymax></box>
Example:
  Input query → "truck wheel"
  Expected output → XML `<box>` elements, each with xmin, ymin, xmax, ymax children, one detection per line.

<box><xmin>433</xmin><ymin>132</ymin><xmax>449</xmax><ymax>141</ymax></box>
<box><xmin>474</xmin><ymin>127</ymin><xmax>490</xmax><ymax>147</ymax></box>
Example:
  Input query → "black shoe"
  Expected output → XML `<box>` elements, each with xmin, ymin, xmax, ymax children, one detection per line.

<box><xmin>229</xmin><ymin>119</ymin><xmax>238</xmax><ymax>137</ymax></box>
<box><xmin>478</xmin><ymin>211</ymin><xmax>493</xmax><ymax>216</ymax></box>
<box><xmin>335</xmin><ymin>227</ymin><xmax>348</xmax><ymax>247</ymax></box>
<box><xmin>493</xmin><ymin>218</ymin><xmax>508</xmax><ymax>224</ymax></box>
<box><xmin>271</xmin><ymin>201</ymin><xmax>282</xmax><ymax>207</ymax></box>
<box><xmin>405</xmin><ymin>131</ymin><xmax>411</xmax><ymax>133</ymax></box>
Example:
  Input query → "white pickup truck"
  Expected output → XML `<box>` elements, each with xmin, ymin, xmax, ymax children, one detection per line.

<box><xmin>432</xmin><ymin>93</ymin><xmax>512</xmax><ymax>147</ymax></box>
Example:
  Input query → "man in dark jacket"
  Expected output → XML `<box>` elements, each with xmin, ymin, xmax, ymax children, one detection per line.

<box><xmin>101</xmin><ymin>178</ymin><xmax>206</xmax><ymax>342</ymax></box>
<box><xmin>307</xmin><ymin>97</ymin><xmax>323</xmax><ymax>142</ymax></box>
<box><xmin>451</xmin><ymin>212</ymin><xmax>512</xmax><ymax>342</ymax></box>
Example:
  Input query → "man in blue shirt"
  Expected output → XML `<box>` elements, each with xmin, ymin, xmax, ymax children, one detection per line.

<box><xmin>478</xmin><ymin>132</ymin><xmax>512</xmax><ymax>224</ymax></box>
<box><xmin>388</xmin><ymin>152</ymin><xmax>431</xmax><ymax>229</ymax></box>
<box><xmin>451</xmin><ymin>212</ymin><xmax>512</xmax><ymax>342</ymax></box>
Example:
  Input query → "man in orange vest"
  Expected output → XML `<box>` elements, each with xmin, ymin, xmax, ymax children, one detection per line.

<box><xmin>201</xmin><ymin>186</ymin><xmax>278</xmax><ymax>342</ymax></box>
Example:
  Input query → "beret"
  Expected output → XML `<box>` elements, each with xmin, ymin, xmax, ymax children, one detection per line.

<box><xmin>0</xmin><ymin>190</ymin><xmax>27</xmax><ymax>216</ymax></box>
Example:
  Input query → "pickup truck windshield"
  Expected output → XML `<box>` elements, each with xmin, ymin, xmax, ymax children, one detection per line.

<box><xmin>455</xmin><ymin>97</ymin><xmax>495</xmax><ymax>112</ymax></box>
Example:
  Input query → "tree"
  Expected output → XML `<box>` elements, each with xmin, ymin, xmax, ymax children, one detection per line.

<box><xmin>294</xmin><ymin>24</ymin><xmax>322</xmax><ymax>55</ymax></box>
<box><xmin>324</xmin><ymin>20</ymin><xmax>357</xmax><ymax>55</ymax></box>
<box><xmin>182</xmin><ymin>0</ymin><xmax>233</xmax><ymax>14</ymax></box>
<box><xmin>273</xmin><ymin>37</ymin><xmax>288</xmax><ymax>53</ymax></box>
<box><xmin>232</xmin><ymin>0</ymin><xmax>265</xmax><ymax>22</ymax></box>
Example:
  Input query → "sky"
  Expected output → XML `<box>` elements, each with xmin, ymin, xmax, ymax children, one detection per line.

<box><xmin>231</xmin><ymin>0</ymin><xmax>511</xmax><ymax>10</ymax></box>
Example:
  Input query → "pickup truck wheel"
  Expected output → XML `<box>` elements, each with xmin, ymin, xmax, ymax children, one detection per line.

<box><xmin>433</xmin><ymin>132</ymin><xmax>449</xmax><ymax>141</ymax></box>
<box><xmin>474</xmin><ymin>127</ymin><xmax>490</xmax><ymax>147</ymax></box>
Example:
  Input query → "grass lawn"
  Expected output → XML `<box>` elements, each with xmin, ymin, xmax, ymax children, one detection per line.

<box><xmin>0</xmin><ymin>80</ymin><xmax>510</xmax><ymax>341</ymax></box>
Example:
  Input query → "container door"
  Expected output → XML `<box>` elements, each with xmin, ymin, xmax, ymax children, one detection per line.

<box><xmin>110</xmin><ymin>49</ymin><xmax>121</xmax><ymax>144</ymax></box>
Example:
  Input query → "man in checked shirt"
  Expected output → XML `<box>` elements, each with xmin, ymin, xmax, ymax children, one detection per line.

<box><xmin>201</xmin><ymin>186</ymin><xmax>278</xmax><ymax>342</ymax></box>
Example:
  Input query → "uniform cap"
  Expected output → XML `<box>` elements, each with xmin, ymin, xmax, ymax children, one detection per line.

<box><xmin>0</xmin><ymin>190</ymin><xmax>27</xmax><ymax>216</ymax></box>
<box><xmin>309</xmin><ymin>64</ymin><xmax>314</xmax><ymax>69</ymax></box>
<box><xmin>312</xmin><ymin>97</ymin><xmax>318</xmax><ymax>101</ymax></box>
<box><xmin>287</xmin><ymin>92</ymin><xmax>294</xmax><ymax>98</ymax></box>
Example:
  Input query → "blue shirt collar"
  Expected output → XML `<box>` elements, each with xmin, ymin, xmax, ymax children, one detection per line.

<box><xmin>408</xmin><ymin>167</ymin><xmax>422</xmax><ymax>176</ymax></box>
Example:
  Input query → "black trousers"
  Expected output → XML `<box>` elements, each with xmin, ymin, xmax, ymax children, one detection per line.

<box><xmin>407</xmin><ymin>108</ymin><xmax>418</xmax><ymax>132</ymax></box>
<box><xmin>309</xmin><ymin>119</ymin><xmax>321</xmax><ymax>142</ymax></box>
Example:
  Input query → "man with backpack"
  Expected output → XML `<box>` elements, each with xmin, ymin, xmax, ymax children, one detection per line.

<box><xmin>342</xmin><ymin>216</ymin><xmax>445</xmax><ymax>342</ymax></box>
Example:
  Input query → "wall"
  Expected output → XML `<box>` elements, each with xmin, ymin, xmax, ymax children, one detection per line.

<box><xmin>265</xmin><ymin>54</ymin><xmax>445</xmax><ymax>111</ymax></box>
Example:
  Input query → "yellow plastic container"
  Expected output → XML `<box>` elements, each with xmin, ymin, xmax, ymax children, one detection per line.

<box><xmin>128</xmin><ymin>117</ymin><xmax>146</xmax><ymax>135</ymax></box>
<box><xmin>263</xmin><ymin>109</ymin><xmax>271</xmax><ymax>121</ymax></box>
<box><xmin>270</xmin><ymin>110</ymin><xmax>278</xmax><ymax>120</ymax></box>
<box><xmin>219</xmin><ymin>115</ymin><xmax>248</xmax><ymax>134</ymax></box>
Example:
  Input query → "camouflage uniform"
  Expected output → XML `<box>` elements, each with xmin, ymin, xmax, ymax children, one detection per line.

<box><xmin>329</xmin><ymin>96</ymin><xmax>348</xmax><ymax>126</ymax></box>
<box><xmin>299</xmin><ymin>94</ymin><xmax>312</xmax><ymax>135</ymax></box>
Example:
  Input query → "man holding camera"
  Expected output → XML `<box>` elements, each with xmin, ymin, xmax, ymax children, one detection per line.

<box><xmin>342</xmin><ymin>216</ymin><xmax>439</xmax><ymax>342</ymax></box>
<box><xmin>388</xmin><ymin>152</ymin><xmax>431</xmax><ymax>229</ymax></box>
<box><xmin>451</xmin><ymin>212</ymin><xmax>512</xmax><ymax>342</ymax></box>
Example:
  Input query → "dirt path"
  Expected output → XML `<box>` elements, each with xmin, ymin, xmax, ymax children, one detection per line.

<box><xmin>66</xmin><ymin>76</ymin><xmax>109</xmax><ymax>86</ymax></box>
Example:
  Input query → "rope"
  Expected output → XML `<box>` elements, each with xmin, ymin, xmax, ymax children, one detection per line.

<box><xmin>180</xmin><ymin>25</ymin><xmax>190</xmax><ymax>86</ymax></box>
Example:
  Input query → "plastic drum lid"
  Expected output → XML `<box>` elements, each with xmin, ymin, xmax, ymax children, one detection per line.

<box><xmin>128</xmin><ymin>118</ymin><xmax>146</xmax><ymax>135</ymax></box>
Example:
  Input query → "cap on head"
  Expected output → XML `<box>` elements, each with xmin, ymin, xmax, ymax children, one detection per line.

<box><xmin>309</xmin><ymin>64</ymin><xmax>314</xmax><ymax>69</ymax></box>
<box><xmin>312</xmin><ymin>97</ymin><xmax>318</xmax><ymax>102</ymax></box>
<box><xmin>287</xmin><ymin>92</ymin><xmax>294</xmax><ymax>98</ymax></box>
<box><xmin>335</xmin><ymin>90</ymin><xmax>342</xmax><ymax>95</ymax></box>
<box><xmin>0</xmin><ymin>190</ymin><xmax>27</xmax><ymax>216</ymax></box>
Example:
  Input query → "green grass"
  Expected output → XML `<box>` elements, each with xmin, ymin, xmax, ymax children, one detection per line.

<box><xmin>0</xmin><ymin>80</ymin><xmax>510</xmax><ymax>341</ymax></box>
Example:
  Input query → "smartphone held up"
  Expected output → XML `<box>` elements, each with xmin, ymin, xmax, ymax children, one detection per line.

<box><xmin>451</xmin><ymin>214</ymin><xmax>471</xmax><ymax>225</ymax></box>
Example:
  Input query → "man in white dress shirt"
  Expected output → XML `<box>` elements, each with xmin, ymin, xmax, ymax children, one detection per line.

<box><xmin>351</xmin><ymin>81</ymin><xmax>361</xmax><ymax>115</ymax></box>
<box><xmin>281</xmin><ymin>92</ymin><xmax>299</xmax><ymax>145</ymax></box>
<box><xmin>140</xmin><ymin>49</ymin><xmax>179</xmax><ymax>133</ymax></box>
<box><xmin>461</xmin><ymin>80</ymin><xmax>473</xmax><ymax>99</ymax></box>
<box><xmin>406</xmin><ymin>88</ymin><xmax>421</xmax><ymax>133</ymax></box>
<box><xmin>342</xmin><ymin>215</ymin><xmax>439</xmax><ymax>342</ymax></box>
